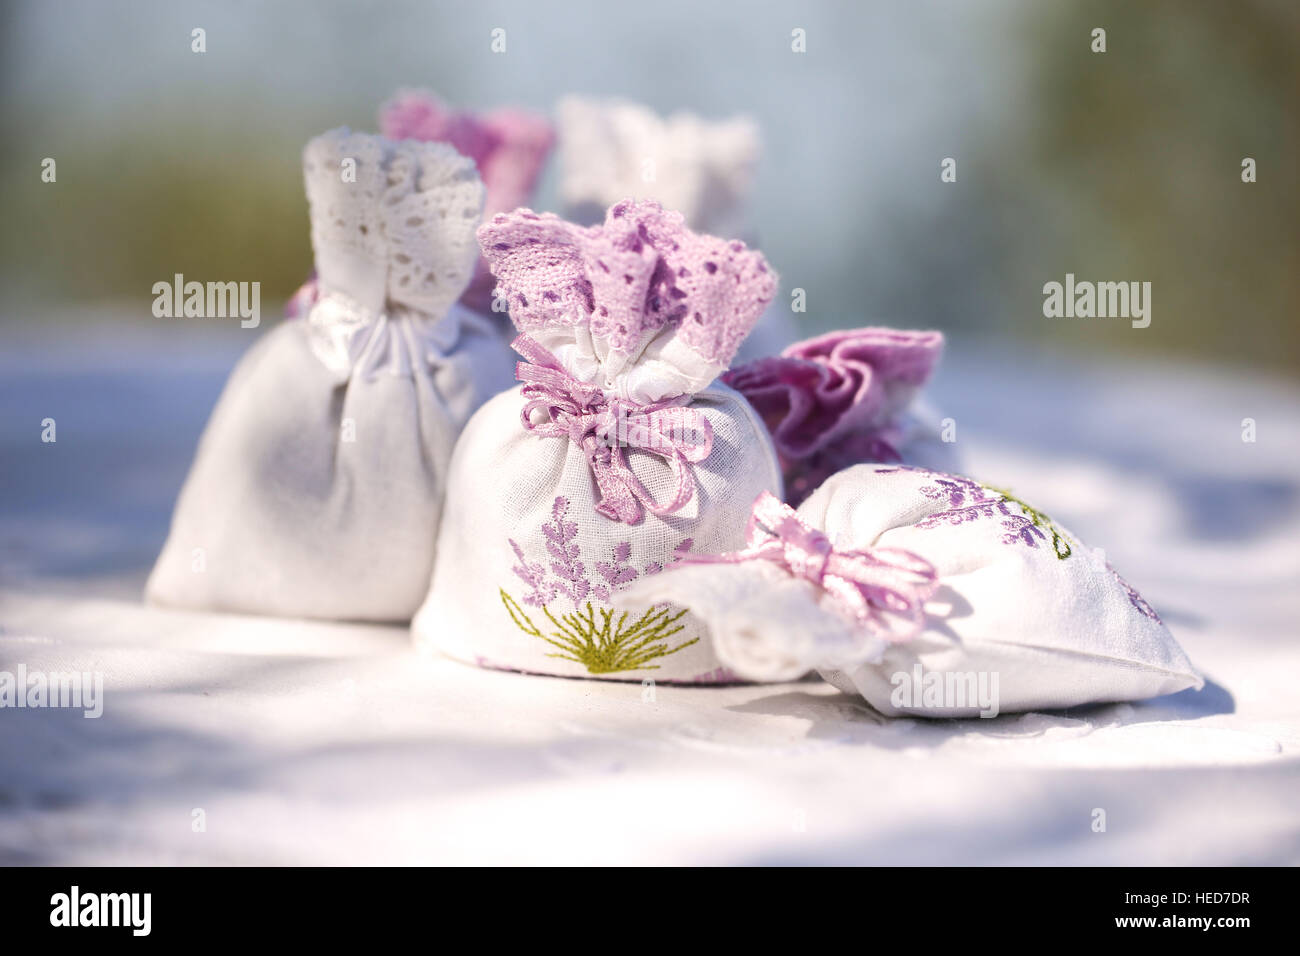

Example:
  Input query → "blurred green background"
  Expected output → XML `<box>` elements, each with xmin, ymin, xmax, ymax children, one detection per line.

<box><xmin>1</xmin><ymin>0</ymin><xmax>1295</xmax><ymax>371</ymax></box>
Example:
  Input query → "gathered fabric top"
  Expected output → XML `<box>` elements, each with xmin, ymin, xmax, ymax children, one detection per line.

<box><xmin>480</xmin><ymin>199</ymin><xmax>778</xmax><ymax>404</ymax></box>
<box><xmin>302</xmin><ymin>127</ymin><xmax>485</xmax><ymax>322</ymax></box>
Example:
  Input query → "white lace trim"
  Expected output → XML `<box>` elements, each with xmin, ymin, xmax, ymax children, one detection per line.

<box><xmin>621</xmin><ymin>560</ymin><xmax>875</xmax><ymax>682</ymax></box>
<box><xmin>302</xmin><ymin>127</ymin><xmax>484</xmax><ymax>322</ymax></box>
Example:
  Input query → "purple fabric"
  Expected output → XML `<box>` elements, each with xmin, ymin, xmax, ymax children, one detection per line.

<box><xmin>723</xmin><ymin>327</ymin><xmax>944</xmax><ymax>505</ymax></box>
<box><xmin>379</xmin><ymin>91</ymin><xmax>553</xmax><ymax>222</ymax></box>
<box><xmin>479</xmin><ymin>200</ymin><xmax>777</xmax><ymax>366</ymax></box>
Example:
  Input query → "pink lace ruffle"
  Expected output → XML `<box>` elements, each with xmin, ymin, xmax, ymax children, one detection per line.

<box><xmin>379</xmin><ymin>90</ymin><xmax>555</xmax><ymax>313</ymax></box>
<box><xmin>380</xmin><ymin>91</ymin><xmax>553</xmax><ymax>219</ymax></box>
<box><xmin>723</xmin><ymin>327</ymin><xmax>944</xmax><ymax>504</ymax></box>
<box><xmin>479</xmin><ymin>200</ymin><xmax>777</xmax><ymax>367</ymax></box>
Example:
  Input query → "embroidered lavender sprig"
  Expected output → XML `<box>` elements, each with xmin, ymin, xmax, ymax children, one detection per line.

<box><xmin>918</xmin><ymin>474</ymin><xmax>995</xmax><ymax>509</ymax></box>
<box><xmin>881</xmin><ymin>465</ymin><xmax>1164</xmax><ymax>622</ymax></box>
<box><xmin>1107</xmin><ymin>562</ymin><xmax>1163</xmax><ymax>623</ymax></box>
<box><xmin>1000</xmin><ymin>515</ymin><xmax>1048</xmax><ymax>548</ymax></box>
<box><xmin>508</xmin><ymin>539</ymin><xmax>557</xmax><ymax>607</ymax></box>
<box><xmin>511</xmin><ymin>497</ymin><xmax>691</xmax><ymax>607</ymax></box>
<box><xmin>878</xmin><ymin>466</ymin><xmax>1072</xmax><ymax>559</ymax></box>
<box><xmin>542</xmin><ymin>496</ymin><xmax>589</xmax><ymax>604</ymax></box>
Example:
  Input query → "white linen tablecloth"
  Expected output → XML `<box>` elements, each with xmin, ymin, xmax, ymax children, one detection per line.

<box><xmin>2</xmin><ymin>317</ymin><xmax>1297</xmax><ymax>864</ymax></box>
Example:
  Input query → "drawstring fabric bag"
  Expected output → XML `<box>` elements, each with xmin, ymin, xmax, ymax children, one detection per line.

<box><xmin>413</xmin><ymin>199</ymin><xmax>783</xmax><ymax>682</ymax></box>
<box><xmin>147</xmin><ymin>128</ymin><xmax>515</xmax><ymax>622</ymax></box>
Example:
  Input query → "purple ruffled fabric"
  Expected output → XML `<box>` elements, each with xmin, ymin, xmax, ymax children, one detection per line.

<box><xmin>723</xmin><ymin>328</ymin><xmax>944</xmax><ymax>505</ymax></box>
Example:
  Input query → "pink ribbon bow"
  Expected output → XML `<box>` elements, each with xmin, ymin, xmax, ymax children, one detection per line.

<box><xmin>513</xmin><ymin>335</ymin><xmax>714</xmax><ymax>525</ymax></box>
<box><xmin>689</xmin><ymin>492</ymin><xmax>938</xmax><ymax>641</ymax></box>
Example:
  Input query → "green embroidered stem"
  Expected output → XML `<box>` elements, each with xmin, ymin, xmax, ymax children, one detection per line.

<box><xmin>500</xmin><ymin>589</ymin><xmax>544</xmax><ymax>637</ymax></box>
<box><xmin>498</xmin><ymin>589</ymin><xmax>698</xmax><ymax>674</ymax></box>
<box><xmin>986</xmin><ymin>485</ymin><xmax>1073</xmax><ymax>560</ymax></box>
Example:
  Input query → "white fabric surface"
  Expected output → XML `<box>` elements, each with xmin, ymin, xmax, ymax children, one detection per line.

<box><xmin>2</xmin><ymin>323</ymin><xmax>1297</xmax><ymax>864</ymax></box>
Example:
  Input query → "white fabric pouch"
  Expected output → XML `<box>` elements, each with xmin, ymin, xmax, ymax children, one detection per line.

<box><xmin>413</xmin><ymin>200</ymin><xmax>783</xmax><ymax>682</ymax></box>
<box><xmin>556</xmin><ymin>95</ymin><xmax>759</xmax><ymax>239</ymax></box>
<box><xmin>623</xmin><ymin>464</ymin><xmax>1203</xmax><ymax>714</ymax></box>
<box><xmin>147</xmin><ymin>128</ymin><xmax>516</xmax><ymax>622</ymax></box>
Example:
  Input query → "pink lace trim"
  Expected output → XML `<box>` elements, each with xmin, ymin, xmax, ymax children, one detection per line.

<box><xmin>479</xmin><ymin>200</ymin><xmax>777</xmax><ymax>366</ymax></box>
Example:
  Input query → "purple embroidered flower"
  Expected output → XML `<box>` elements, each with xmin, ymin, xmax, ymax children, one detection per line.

<box><xmin>915</xmin><ymin>499</ymin><xmax>1010</xmax><ymax>530</ymax></box>
<box><xmin>884</xmin><ymin>466</ymin><xmax>1072</xmax><ymax>559</ymax></box>
<box><xmin>595</xmin><ymin>542</ymin><xmax>638</xmax><ymax>584</ymax></box>
<box><xmin>511</xmin><ymin>497</ymin><xmax>693</xmax><ymax>608</ymax></box>
<box><xmin>1000</xmin><ymin>515</ymin><xmax>1046</xmax><ymax>548</ymax></box>
<box><xmin>509</xmin><ymin>538</ymin><xmax>557</xmax><ymax>607</ymax></box>
<box><xmin>1107</xmin><ymin>562</ymin><xmax>1163</xmax><ymax>623</ymax></box>
<box><xmin>593</xmin><ymin>541</ymin><xmax>640</xmax><ymax>600</ymax></box>
<box><xmin>919</xmin><ymin>475</ymin><xmax>993</xmax><ymax>509</ymax></box>
<box><xmin>540</xmin><ymin>497</ymin><xmax>589</xmax><ymax>604</ymax></box>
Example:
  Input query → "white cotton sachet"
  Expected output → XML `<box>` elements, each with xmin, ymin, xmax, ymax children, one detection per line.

<box><xmin>556</xmin><ymin>96</ymin><xmax>759</xmax><ymax>239</ymax></box>
<box><xmin>146</xmin><ymin>128</ymin><xmax>516</xmax><ymax>622</ymax></box>
<box><xmin>622</xmin><ymin>464</ymin><xmax>1203</xmax><ymax>715</ymax></box>
<box><xmin>413</xmin><ymin>200</ymin><xmax>782</xmax><ymax>683</ymax></box>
